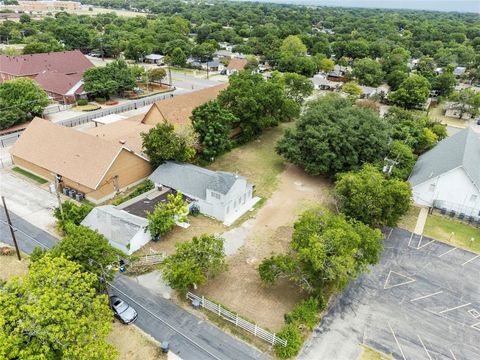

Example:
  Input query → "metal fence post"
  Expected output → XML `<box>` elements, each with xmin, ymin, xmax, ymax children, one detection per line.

<box><xmin>202</xmin><ymin>295</ymin><xmax>205</xmax><ymax>308</ymax></box>
<box><xmin>272</xmin><ymin>333</ymin><xmax>276</xmax><ymax>346</ymax></box>
<box><xmin>218</xmin><ymin>303</ymin><xmax>221</xmax><ymax>315</ymax></box>
<box><xmin>254</xmin><ymin>324</ymin><xmax>257</xmax><ymax>336</ymax></box>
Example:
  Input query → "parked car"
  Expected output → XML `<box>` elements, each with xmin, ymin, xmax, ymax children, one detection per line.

<box><xmin>110</xmin><ymin>296</ymin><xmax>138</xmax><ymax>324</ymax></box>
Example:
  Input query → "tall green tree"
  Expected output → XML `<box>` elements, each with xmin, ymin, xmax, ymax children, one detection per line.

<box><xmin>162</xmin><ymin>234</ymin><xmax>227</xmax><ymax>294</ymax></box>
<box><xmin>141</xmin><ymin>122</ymin><xmax>196</xmax><ymax>168</ymax></box>
<box><xmin>0</xmin><ymin>256</ymin><xmax>116</xmax><ymax>360</ymax></box>
<box><xmin>191</xmin><ymin>100</ymin><xmax>237</xmax><ymax>160</ymax></box>
<box><xmin>146</xmin><ymin>192</ymin><xmax>188</xmax><ymax>239</ymax></box>
<box><xmin>351</xmin><ymin>58</ymin><xmax>385</xmax><ymax>86</ymax></box>
<box><xmin>170</xmin><ymin>47</ymin><xmax>187</xmax><ymax>67</ymax></box>
<box><xmin>280</xmin><ymin>35</ymin><xmax>307</xmax><ymax>56</ymax></box>
<box><xmin>83</xmin><ymin>60</ymin><xmax>135</xmax><ymax>98</ymax></box>
<box><xmin>389</xmin><ymin>74</ymin><xmax>431</xmax><ymax>109</ymax></box>
<box><xmin>0</xmin><ymin>78</ymin><xmax>49</xmax><ymax>130</ymax></box>
<box><xmin>258</xmin><ymin>209</ymin><xmax>383</xmax><ymax>292</ymax></box>
<box><xmin>334</xmin><ymin>164</ymin><xmax>412</xmax><ymax>227</ymax></box>
<box><xmin>276</xmin><ymin>93</ymin><xmax>390</xmax><ymax>176</ymax></box>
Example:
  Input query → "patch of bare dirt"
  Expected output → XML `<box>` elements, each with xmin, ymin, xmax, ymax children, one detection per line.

<box><xmin>200</xmin><ymin>164</ymin><xmax>333</xmax><ymax>331</ymax></box>
<box><xmin>0</xmin><ymin>247</ymin><xmax>29</xmax><ymax>282</ymax></box>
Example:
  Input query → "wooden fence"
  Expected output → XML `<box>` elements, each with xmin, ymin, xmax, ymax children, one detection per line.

<box><xmin>186</xmin><ymin>292</ymin><xmax>287</xmax><ymax>347</ymax></box>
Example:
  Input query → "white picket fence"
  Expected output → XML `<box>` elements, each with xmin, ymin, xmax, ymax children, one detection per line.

<box><xmin>131</xmin><ymin>254</ymin><xmax>165</xmax><ymax>267</ymax></box>
<box><xmin>186</xmin><ymin>292</ymin><xmax>287</xmax><ymax>347</ymax></box>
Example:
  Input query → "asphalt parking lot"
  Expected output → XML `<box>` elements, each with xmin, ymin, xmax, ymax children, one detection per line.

<box><xmin>300</xmin><ymin>228</ymin><xmax>480</xmax><ymax>360</ymax></box>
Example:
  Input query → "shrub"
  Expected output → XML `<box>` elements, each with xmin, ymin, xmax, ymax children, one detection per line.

<box><xmin>76</xmin><ymin>99</ymin><xmax>88</xmax><ymax>106</ymax></box>
<box><xmin>95</xmin><ymin>97</ymin><xmax>106</xmax><ymax>103</ymax></box>
<box><xmin>53</xmin><ymin>200</ymin><xmax>93</xmax><ymax>232</ymax></box>
<box><xmin>284</xmin><ymin>297</ymin><xmax>325</xmax><ymax>330</ymax></box>
<box><xmin>274</xmin><ymin>324</ymin><xmax>304</xmax><ymax>359</ymax></box>
<box><xmin>112</xmin><ymin>179</ymin><xmax>154</xmax><ymax>205</ymax></box>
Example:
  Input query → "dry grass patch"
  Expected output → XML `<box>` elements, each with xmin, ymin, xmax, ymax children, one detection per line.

<box><xmin>429</xmin><ymin>105</ymin><xmax>468</xmax><ymax>128</ymax></box>
<box><xmin>134</xmin><ymin>215</ymin><xmax>226</xmax><ymax>257</ymax></box>
<box><xmin>0</xmin><ymin>250</ymin><xmax>29</xmax><ymax>282</ymax></box>
<box><xmin>199</xmin><ymin>165</ymin><xmax>333</xmax><ymax>331</ymax></box>
<box><xmin>107</xmin><ymin>321</ymin><xmax>164</xmax><ymax>360</ymax></box>
<box><xmin>208</xmin><ymin>124</ymin><xmax>291</xmax><ymax>198</ymax></box>
<box><xmin>359</xmin><ymin>345</ymin><xmax>393</xmax><ymax>360</ymax></box>
<box><xmin>397</xmin><ymin>205</ymin><xmax>421</xmax><ymax>232</ymax></box>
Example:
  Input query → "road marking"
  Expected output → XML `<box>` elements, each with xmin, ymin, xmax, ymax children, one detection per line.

<box><xmin>388</xmin><ymin>322</ymin><xmax>406</xmax><ymax>360</ymax></box>
<box><xmin>450</xmin><ymin>349</ymin><xmax>458</xmax><ymax>360</ymax></box>
<box><xmin>410</xmin><ymin>291</ymin><xmax>443</xmax><ymax>302</ymax></box>
<box><xmin>462</xmin><ymin>255</ymin><xmax>480</xmax><ymax>266</ymax></box>
<box><xmin>416</xmin><ymin>235</ymin><xmax>423</xmax><ymax>248</ymax></box>
<box><xmin>417</xmin><ymin>239</ymin><xmax>435</xmax><ymax>249</ymax></box>
<box><xmin>472</xmin><ymin>321</ymin><xmax>480</xmax><ymax>331</ymax></box>
<box><xmin>438</xmin><ymin>303</ymin><xmax>471</xmax><ymax>314</ymax></box>
<box><xmin>384</xmin><ymin>270</ymin><xmax>416</xmax><ymax>289</ymax></box>
<box><xmin>417</xmin><ymin>335</ymin><xmax>432</xmax><ymax>360</ymax></box>
<box><xmin>386</xmin><ymin>228</ymin><xmax>393</xmax><ymax>241</ymax></box>
<box><xmin>439</xmin><ymin>247</ymin><xmax>457</xmax><ymax>257</ymax></box>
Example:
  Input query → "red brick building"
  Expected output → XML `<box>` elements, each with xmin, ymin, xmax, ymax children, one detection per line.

<box><xmin>0</xmin><ymin>50</ymin><xmax>93</xmax><ymax>104</ymax></box>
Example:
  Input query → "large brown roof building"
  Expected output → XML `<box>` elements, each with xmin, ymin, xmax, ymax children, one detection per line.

<box><xmin>0</xmin><ymin>50</ymin><xmax>93</xmax><ymax>103</ymax></box>
<box><xmin>11</xmin><ymin>118</ymin><xmax>151</xmax><ymax>204</ymax></box>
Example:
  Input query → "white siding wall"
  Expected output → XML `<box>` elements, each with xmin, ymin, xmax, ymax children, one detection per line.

<box><xmin>129</xmin><ymin>229</ymin><xmax>151</xmax><ymax>255</ymax></box>
<box><xmin>412</xmin><ymin>167</ymin><xmax>480</xmax><ymax>215</ymax></box>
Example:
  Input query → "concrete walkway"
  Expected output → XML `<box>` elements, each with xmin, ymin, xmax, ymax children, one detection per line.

<box><xmin>414</xmin><ymin>207</ymin><xmax>429</xmax><ymax>235</ymax></box>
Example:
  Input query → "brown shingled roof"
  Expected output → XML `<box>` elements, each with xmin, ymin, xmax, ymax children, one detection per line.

<box><xmin>227</xmin><ymin>58</ymin><xmax>248</xmax><ymax>71</ymax></box>
<box><xmin>11</xmin><ymin>118</ymin><xmax>124</xmax><ymax>189</ymax></box>
<box><xmin>33</xmin><ymin>71</ymin><xmax>83</xmax><ymax>97</ymax></box>
<box><xmin>142</xmin><ymin>83</ymin><xmax>228</xmax><ymax>127</ymax></box>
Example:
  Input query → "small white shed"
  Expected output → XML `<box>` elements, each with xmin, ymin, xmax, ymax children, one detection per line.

<box><xmin>81</xmin><ymin>205</ymin><xmax>150</xmax><ymax>255</ymax></box>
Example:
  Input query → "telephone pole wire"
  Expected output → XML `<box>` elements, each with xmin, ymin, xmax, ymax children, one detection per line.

<box><xmin>1</xmin><ymin>196</ymin><xmax>21</xmax><ymax>261</ymax></box>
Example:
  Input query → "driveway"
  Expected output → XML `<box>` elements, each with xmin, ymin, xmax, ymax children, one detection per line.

<box><xmin>0</xmin><ymin>208</ymin><xmax>268</xmax><ymax>360</ymax></box>
<box><xmin>0</xmin><ymin>169</ymin><xmax>58</xmax><ymax>235</ymax></box>
<box><xmin>299</xmin><ymin>228</ymin><xmax>480</xmax><ymax>360</ymax></box>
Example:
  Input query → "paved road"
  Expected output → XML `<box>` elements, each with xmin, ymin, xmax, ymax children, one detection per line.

<box><xmin>110</xmin><ymin>276</ymin><xmax>268</xmax><ymax>360</ymax></box>
<box><xmin>299</xmin><ymin>228</ymin><xmax>480</xmax><ymax>360</ymax></box>
<box><xmin>0</xmin><ymin>209</ymin><xmax>268</xmax><ymax>360</ymax></box>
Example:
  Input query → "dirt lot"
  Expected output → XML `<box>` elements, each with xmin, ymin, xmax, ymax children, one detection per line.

<box><xmin>0</xmin><ymin>250</ymin><xmax>29</xmax><ymax>282</ymax></box>
<box><xmin>135</xmin><ymin>215</ymin><xmax>226</xmax><ymax>257</ymax></box>
<box><xmin>200</xmin><ymin>164</ymin><xmax>333</xmax><ymax>331</ymax></box>
<box><xmin>107</xmin><ymin>321</ymin><xmax>164</xmax><ymax>360</ymax></box>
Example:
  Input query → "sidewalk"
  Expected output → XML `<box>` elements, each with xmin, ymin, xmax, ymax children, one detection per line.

<box><xmin>413</xmin><ymin>206</ymin><xmax>429</xmax><ymax>235</ymax></box>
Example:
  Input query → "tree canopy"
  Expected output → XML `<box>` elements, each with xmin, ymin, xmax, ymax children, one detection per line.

<box><xmin>0</xmin><ymin>255</ymin><xmax>116</xmax><ymax>359</ymax></box>
<box><xmin>389</xmin><ymin>74</ymin><xmax>431</xmax><ymax>109</ymax></box>
<box><xmin>276</xmin><ymin>93</ymin><xmax>390</xmax><ymax>177</ymax></box>
<box><xmin>83</xmin><ymin>60</ymin><xmax>136</xmax><ymax>98</ymax></box>
<box><xmin>146</xmin><ymin>191</ymin><xmax>188</xmax><ymax>239</ymax></box>
<box><xmin>0</xmin><ymin>77</ymin><xmax>49</xmax><ymax>130</ymax></box>
<box><xmin>334</xmin><ymin>164</ymin><xmax>412</xmax><ymax>227</ymax></box>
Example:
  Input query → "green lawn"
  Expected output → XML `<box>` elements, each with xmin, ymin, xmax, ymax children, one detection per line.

<box><xmin>12</xmin><ymin>167</ymin><xmax>48</xmax><ymax>184</ymax></box>
<box><xmin>429</xmin><ymin>105</ymin><xmax>468</xmax><ymax>128</ymax></box>
<box><xmin>423</xmin><ymin>213</ymin><xmax>480</xmax><ymax>254</ymax></box>
<box><xmin>207</xmin><ymin>124</ymin><xmax>291</xmax><ymax>198</ymax></box>
<box><xmin>359</xmin><ymin>346</ymin><xmax>393</xmax><ymax>360</ymax></box>
<box><xmin>397</xmin><ymin>205</ymin><xmax>421</xmax><ymax>232</ymax></box>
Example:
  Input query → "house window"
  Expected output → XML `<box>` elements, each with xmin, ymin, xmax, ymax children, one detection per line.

<box><xmin>211</xmin><ymin>191</ymin><xmax>221</xmax><ymax>200</ymax></box>
<box><xmin>429</xmin><ymin>184</ymin><xmax>436</xmax><ymax>192</ymax></box>
<box><xmin>470</xmin><ymin>194</ymin><xmax>478</xmax><ymax>203</ymax></box>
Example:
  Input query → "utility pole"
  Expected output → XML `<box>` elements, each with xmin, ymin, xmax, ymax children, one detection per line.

<box><xmin>1</xmin><ymin>196</ymin><xmax>21</xmax><ymax>261</ymax></box>
<box><xmin>54</xmin><ymin>174</ymin><xmax>64</xmax><ymax>220</ymax></box>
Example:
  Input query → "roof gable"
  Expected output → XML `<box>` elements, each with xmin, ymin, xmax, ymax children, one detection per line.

<box><xmin>409</xmin><ymin>127</ymin><xmax>480</xmax><ymax>189</ymax></box>
<box><xmin>11</xmin><ymin>118</ymin><xmax>125</xmax><ymax>189</ymax></box>
<box><xmin>149</xmin><ymin>161</ymin><xmax>241</xmax><ymax>200</ymax></box>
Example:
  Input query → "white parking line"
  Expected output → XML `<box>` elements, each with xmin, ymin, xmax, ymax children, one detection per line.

<box><xmin>386</xmin><ymin>228</ymin><xmax>393</xmax><ymax>241</ymax></box>
<box><xmin>388</xmin><ymin>322</ymin><xmax>406</xmax><ymax>360</ymax></box>
<box><xmin>410</xmin><ymin>291</ymin><xmax>443</xmax><ymax>302</ymax></box>
<box><xmin>450</xmin><ymin>349</ymin><xmax>458</xmax><ymax>360</ymax></box>
<box><xmin>417</xmin><ymin>335</ymin><xmax>432</xmax><ymax>360</ymax></box>
<box><xmin>438</xmin><ymin>303</ymin><xmax>472</xmax><ymax>314</ymax></box>
<box><xmin>417</xmin><ymin>239</ymin><xmax>435</xmax><ymax>249</ymax></box>
<box><xmin>439</xmin><ymin>247</ymin><xmax>457</xmax><ymax>257</ymax></box>
<box><xmin>462</xmin><ymin>255</ymin><xmax>480</xmax><ymax>266</ymax></box>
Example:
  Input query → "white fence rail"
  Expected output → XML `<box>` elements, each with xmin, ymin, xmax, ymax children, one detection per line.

<box><xmin>186</xmin><ymin>292</ymin><xmax>287</xmax><ymax>347</ymax></box>
<box><xmin>131</xmin><ymin>254</ymin><xmax>165</xmax><ymax>267</ymax></box>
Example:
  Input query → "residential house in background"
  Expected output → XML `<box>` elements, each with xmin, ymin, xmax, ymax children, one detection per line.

<box><xmin>409</xmin><ymin>127</ymin><xmax>480</xmax><ymax>219</ymax></box>
<box><xmin>11</xmin><ymin>118</ymin><xmax>151</xmax><ymax>204</ymax></box>
<box><xmin>187</xmin><ymin>57</ymin><xmax>225</xmax><ymax>72</ymax></box>
<box><xmin>359</xmin><ymin>85</ymin><xmax>377</xmax><ymax>99</ymax></box>
<box><xmin>226</xmin><ymin>58</ymin><xmax>248</xmax><ymax>76</ymax></box>
<box><xmin>327</xmin><ymin>65</ymin><xmax>349</xmax><ymax>82</ymax></box>
<box><xmin>453</xmin><ymin>66</ymin><xmax>467</xmax><ymax>78</ymax></box>
<box><xmin>0</xmin><ymin>50</ymin><xmax>93</xmax><ymax>103</ymax></box>
<box><xmin>81</xmin><ymin>205</ymin><xmax>150</xmax><ymax>255</ymax></box>
<box><xmin>149</xmin><ymin>162</ymin><xmax>260</xmax><ymax>225</ymax></box>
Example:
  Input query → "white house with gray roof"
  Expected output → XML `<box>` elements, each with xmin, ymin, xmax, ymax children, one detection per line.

<box><xmin>409</xmin><ymin>127</ymin><xmax>480</xmax><ymax>219</ymax></box>
<box><xmin>149</xmin><ymin>162</ymin><xmax>260</xmax><ymax>225</ymax></box>
<box><xmin>81</xmin><ymin>205</ymin><xmax>150</xmax><ymax>255</ymax></box>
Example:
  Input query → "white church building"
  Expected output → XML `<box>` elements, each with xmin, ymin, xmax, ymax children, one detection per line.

<box><xmin>409</xmin><ymin>127</ymin><xmax>480</xmax><ymax>219</ymax></box>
